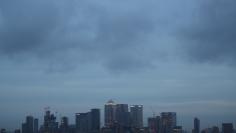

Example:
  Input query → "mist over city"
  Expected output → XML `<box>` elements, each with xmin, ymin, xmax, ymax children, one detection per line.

<box><xmin>0</xmin><ymin>0</ymin><xmax>236</xmax><ymax>133</ymax></box>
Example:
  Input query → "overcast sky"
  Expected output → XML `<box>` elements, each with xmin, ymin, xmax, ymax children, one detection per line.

<box><xmin>0</xmin><ymin>0</ymin><xmax>236</xmax><ymax>131</ymax></box>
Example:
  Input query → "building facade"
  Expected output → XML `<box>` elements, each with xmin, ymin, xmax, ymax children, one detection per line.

<box><xmin>90</xmin><ymin>109</ymin><xmax>100</xmax><ymax>133</ymax></box>
<box><xmin>76</xmin><ymin>113</ymin><xmax>90</xmax><ymax>133</ymax></box>
<box><xmin>193</xmin><ymin>117</ymin><xmax>200</xmax><ymax>133</ymax></box>
<box><xmin>161</xmin><ymin>112</ymin><xmax>176</xmax><ymax>133</ymax></box>
<box><xmin>222</xmin><ymin>123</ymin><xmax>234</xmax><ymax>133</ymax></box>
<box><xmin>130</xmin><ymin>105</ymin><xmax>143</xmax><ymax>128</ymax></box>
<box><xmin>104</xmin><ymin>100</ymin><xmax>116</xmax><ymax>127</ymax></box>
<box><xmin>115</xmin><ymin>104</ymin><xmax>129</xmax><ymax>127</ymax></box>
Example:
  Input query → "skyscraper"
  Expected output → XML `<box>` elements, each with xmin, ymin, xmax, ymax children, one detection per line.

<box><xmin>148</xmin><ymin>116</ymin><xmax>161</xmax><ymax>133</ymax></box>
<box><xmin>34</xmin><ymin>118</ymin><xmax>38</xmax><ymax>133</ymax></box>
<box><xmin>43</xmin><ymin>110</ymin><xmax>58</xmax><ymax>133</ymax></box>
<box><xmin>193</xmin><ymin>117</ymin><xmax>200</xmax><ymax>133</ymax></box>
<box><xmin>90</xmin><ymin>109</ymin><xmax>100</xmax><ymax>133</ymax></box>
<box><xmin>22</xmin><ymin>116</ymin><xmax>34</xmax><ymax>133</ymax></box>
<box><xmin>60</xmin><ymin>116</ymin><xmax>69</xmax><ymax>129</ymax></box>
<box><xmin>130</xmin><ymin>105</ymin><xmax>143</xmax><ymax>128</ymax></box>
<box><xmin>222</xmin><ymin>123</ymin><xmax>234</xmax><ymax>133</ymax></box>
<box><xmin>104</xmin><ymin>100</ymin><xmax>116</xmax><ymax>127</ymax></box>
<box><xmin>59</xmin><ymin>116</ymin><xmax>69</xmax><ymax>133</ymax></box>
<box><xmin>115</xmin><ymin>104</ymin><xmax>129</xmax><ymax>126</ymax></box>
<box><xmin>22</xmin><ymin>123</ymin><xmax>27</xmax><ymax>133</ymax></box>
<box><xmin>21</xmin><ymin>116</ymin><xmax>39</xmax><ymax>133</ymax></box>
<box><xmin>212</xmin><ymin>126</ymin><xmax>220</xmax><ymax>133</ymax></box>
<box><xmin>75</xmin><ymin>109</ymin><xmax>100</xmax><ymax>133</ymax></box>
<box><xmin>75</xmin><ymin>113</ymin><xmax>90</xmax><ymax>133</ymax></box>
<box><xmin>161</xmin><ymin>112</ymin><xmax>177</xmax><ymax>133</ymax></box>
<box><xmin>26</xmin><ymin>116</ymin><xmax>34</xmax><ymax>133</ymax></box>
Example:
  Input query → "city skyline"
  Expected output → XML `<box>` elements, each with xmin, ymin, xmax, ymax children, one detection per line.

<box><xmin>0</xmin><ymin>0</ymin><xmax>236</xmax><ymax>131</ymax></box>
<box><xmin>1</xmin><ymin>100</ymin><xmax>235</xmax><ymax>132</ymax></box>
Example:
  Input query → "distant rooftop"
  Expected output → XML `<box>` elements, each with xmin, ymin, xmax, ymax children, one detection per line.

<box><xmin>106</xmin><ymin>99</ymin><xmax>116</xmax><ymax>105</ymax></box>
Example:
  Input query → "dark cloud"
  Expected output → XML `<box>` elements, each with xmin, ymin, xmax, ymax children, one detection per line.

<box><xmin>1</xmin><ymin>0</ymin><xmax>235</xmax><ymax>73</ymax></box>
<box><xmin>0</xmin><ymin>0</ymin><xmax>61</xmax><ymax>55</ymax></box>
<box><xmin>180</xmin><ymin>0</ymin><xmax>236</xmax><ymax>64</ymax></box>
<box><xmin>0</xmin><ymin>0</ymin><xmax>158</xmax><ymax>71</ymax></box>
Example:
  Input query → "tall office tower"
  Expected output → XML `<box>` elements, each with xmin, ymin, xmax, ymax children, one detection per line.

<box><xmin>34</xmin><ymin>118</ymin><xmax>38</xmax><ymax>133</ymax></box>
<box><xmin>26</xmin><ymin>116</ymin><xmax>34</xmax><ymax>133</ymax></box>
<box><xmin>22</xmin><ymin>123</ymin><xmax>27</xmax><ymax>133</ymax></box>
<box><xmin>60</xmin><ymin>116</ymin><xmax>69</xmax><ymax>133</ymax></box>
<box><xmin>115</xmin><ymin>104</ymin><xmax>129</xmax><ymax>127</ymax></box>
<box><xmin>161</xmin><ymin>112</ymin><xmax>177</xmax><ymax>133</ymax></box>
<box><xmin>211</xmin><ymin>126</ymin><xmax>220</xmax><ymax>133</ymax></box>
<box><xmin>222</xmin><ymin>123</ymin><xmax>234</xmax><ymax>133</ymax></box>
<box><xmin>193</xmin><ymin>117</ymin><xmax>200</xmax><ymax>133</ymax></box>
<box><xmin>22</xmin><ymin>116</ymin><xmax>34</xmax><ymax>133</ymax></box>
<box><xmin>90</xmin><ymin>109</ymin><xmax>100</xmax><ymax>132</ymax></box>
<box><xmin>75</xmin><ymin>113</ymin><xmax>90</xmax><ymax>133</ymax></box>
<box><xmin>43</xmin><ymin>110</ymin><xmax>58</xmax><ymax>133</ymax></box>
<box><xmin>61</xmin><ymin>116</ymin><xmax>69</xmax><ymax>128</ymax></box>
<box><xmin>104</xmin><ymin>100</ymin><xmax>116</xmax><ymax>127</ymax></box>
<box><xmin>130</xmin><ymin>105</ymin><xmax>143</xmax><ymax>128</ymax></box>
<box><xmin>148</xmin><ymin>116</ymin><xmax>161</xmax><ymax>133</ymax></box>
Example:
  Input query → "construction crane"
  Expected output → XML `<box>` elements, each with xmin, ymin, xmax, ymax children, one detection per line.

<box><xmin>150</xmin><ymin>106</ymin><xmax>156</xmax><ymax>117</ymax></box>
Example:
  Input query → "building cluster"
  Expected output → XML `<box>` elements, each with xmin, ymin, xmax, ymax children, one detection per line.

<box><xmin>199</xmin><ymin>123</ymin><xmax>235</xmax><ymax>133</ymax></box>
<box><xmin>0</xmin><ymin>100</ymin><xmax>235</xmax><ymax>133</ymax></box>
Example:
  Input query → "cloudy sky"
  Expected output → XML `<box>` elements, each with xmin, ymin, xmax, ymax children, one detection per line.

<box><xmin>0</xmin><ymin>0</ymin><xmax>236</xmax><ymax>130</ymax></box>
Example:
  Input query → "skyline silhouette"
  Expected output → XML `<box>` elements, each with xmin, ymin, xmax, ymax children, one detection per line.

<box><xmin>1</xmin><ymin>100</ymin><xmax>235</xmax><ymax>132</ymax></box>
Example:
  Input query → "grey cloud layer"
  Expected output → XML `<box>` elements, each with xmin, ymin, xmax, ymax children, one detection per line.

<box><xmin>0</xmin><ymin>0</ymin><xmax>61</xmax><ymax>54</ymax></box>
<box><xmin>0</xmin><ymin>0</ymin><xmax>235</xmax><ymax>72</ymax></box>
<box><xmin>180</xmin><ymin>0</ymin><xmax>236</xmax><ymax>64</ymax></box>
<box><xmin>0</xmin><ymin>0</ymin><xmax>159</xmax><ymax>71</ymax></box>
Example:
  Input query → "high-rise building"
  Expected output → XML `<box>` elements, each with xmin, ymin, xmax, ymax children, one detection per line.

<box><xmin>26</xmin><ymin>116</ymin><xmax>34</xmax><ymax>133</ymax></box>
<box><xmin>76</xmin><ymin>109</ymin><xmax>100</xmax><ymax>133</ymax></box>
<box><xmin>43</xmin><ymin>110</ymin><xmax>58</xmax><ymax>133</ymax></box>
<box><xmin>161</xmin><ymin>112</ymin><xmax>177</xmax><ymax>133</ymax></box>
<box><xmin>60</xmin><ymin>116</ymin><xmax>69</xmax><ymax>133</ymax></box>
<box><xmin>34</xmin><ymin>118</ymin><xmax>38</xmax><ymax>133</ymax></box>
<box><xmin>211</xmin><ymin>126</ymin><xmax>220</xmax><ymax>133</ymax></box>
<box><xmin>115</xmin><ymin>104</ymin><xmax>129</xmax><ymax>127</ymax></box>
<box><xmin>22</xmin><ymin>123</ymin><xmax>27</xmax><ymax>133</ymax></box>
<box><xmin>75</xmin><ymin>113</ymin><xmax>90</xmax><ymax>133</ymax></box>
<box><xmin>61</xmin><ymin>116</ymin><xmax>69</xmax><ymax>128</ymax></box>
<box><xmin>22</xmin><ymin>116</ymin><xmax>34</xmax><ymax>133</ymax></box>
<box><xmin>193</xmin><ymin>117</ymin><xmax>200</xmax><ymax>133</ymax></box>
<box><xmin>130</xmin><ymin>105</ymin><xmax>143</xmax><ymax>128</ymax></box>
<box><xmin>148</xmin><ymin>116</ymin><xmax>161</xmax><ymax>133</ymax></box>
<box><xmin>222</xmin><ymin>123</ymin><xmax>234</xmax><ymax>133</ymax></box>
<box><xmin>21</xmin><ymin>116</ymin><xmax>38</xmax><ymax>133</ymax></box>
<box><xmin>90</xmin><ymin>109</ymin><xmax>100</xmax><ymax>132</ymax></box>
<box><xmin>104</xmin><ymin>100</ymin><xmax>116</xmax><ymax>127</ymax></box>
